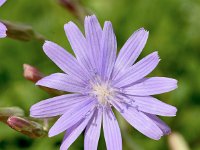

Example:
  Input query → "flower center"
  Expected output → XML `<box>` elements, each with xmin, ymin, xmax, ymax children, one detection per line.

<box><xmin>92</xmin><ymin>82</ymin><xmax>115</xmax><ymax>105</ymax></box>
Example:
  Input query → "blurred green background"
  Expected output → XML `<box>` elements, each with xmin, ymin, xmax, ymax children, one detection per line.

<box><xmin>0</xmin><ymin>0</ymin><xmax>200</xmax><ymax>149</ymax></box>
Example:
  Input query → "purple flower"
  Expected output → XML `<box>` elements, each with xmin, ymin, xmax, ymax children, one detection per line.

<box><xmin>0</xmin><ymin>0</ymin><xmax>7</xmax><ymax>38</ymax></box>
<box><xmin>30</xmin><ymin>15</ymin><xmax>177</xmax><ymax>150</ymax></box>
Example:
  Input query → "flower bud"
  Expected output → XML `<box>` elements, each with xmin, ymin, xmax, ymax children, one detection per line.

<box><xmin>23</xmin><ymin>64</ymin><xmax>44</xmax><ymax>83</ymax></box>
<box><xmin>0</xmin><ymin>20</ymin><xmax>45</xmax><ymax>42</ymax></box>
<box><xmin>0</xmin><ymin>107</ymin><xmax>24</xmax><ymax>123</ymax></box>
<box><xmin>23</xmin><ymin>64</ymin><xmax>65</xmax><ymax>96</ymax></box>
<box><xmin>58</xmin><ymin>0</ymin><xmax>90</xmax><ymax>22</ymax></box>
<box><xmin>7</xmin><ymin>116</ymin><xmax>47</xmax><ymax>138</ymax></box>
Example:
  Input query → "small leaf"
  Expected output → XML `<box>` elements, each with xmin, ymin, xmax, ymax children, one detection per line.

<box><xmin>1</xmin><ymin>20</ymin><xmax>45</xmax><ymax>42</ymax></box>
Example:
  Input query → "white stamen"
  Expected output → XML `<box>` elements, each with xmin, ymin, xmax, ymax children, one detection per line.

<box><xmin>92</xmin><ymin>82</ymin><xmax>115</xmax><ymax>105</ymax></box>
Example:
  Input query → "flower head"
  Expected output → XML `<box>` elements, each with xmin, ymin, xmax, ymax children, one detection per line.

<box><xmin>0</xmin><ymin>0</ymin><xmax>7</xmax><ymax>38</ymax></box>
<box><xmin>30</xmin><ymin>15</ymin><xmax>177</xmax><ymax>150</ymax></box>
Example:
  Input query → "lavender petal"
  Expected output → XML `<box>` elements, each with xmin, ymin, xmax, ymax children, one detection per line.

<box><xmin>84</xmin><ymin>15</ymin><xmax>102</xmax><ymax>73</ymax></box>
<box><xmin>84</xmin><ymin>108</ymin><xmax>102</xmax><ymax>150</ymax></box>
<box><xmin>145</xmin><ymin>113</ymin><xmax>171</xmax><ymax>135</ymax></box>
<box><xmin>113</xmin><ymin>52</ymin><xmax>159</xmax><ymax>87</ymax></box>
<box><xmin>100</xmin><ymin>21</ymin><xmax>117</xmax><ymax>80</ymax></box>
<box><xmin>124</xmin><ymin>77</ymin><xmax>178</xmax><ymax>96</ymax></box>
<box><xmin>48</xmin><ymin>99</ymin><xmax>95</xmax><ymax>137</ymax></box>
<box><xmin>36</xmin><ymin>73</ymin><xmax>87</xmax><ymax>93</ymax></box>
<box><xmin>112</xmin><ymin>28</ymin><xmax>149</xmax><ymax>78</ymax></box>
<box><xmin>30</xmin><ymin>94</ymin><xmax>91</xmax><ymax>118</ymax></box>
<box><xmin>103</xmin><ymin>107</ymin><xmax>122</xmax><ymax>150</ymax></box>
<box><xmin>131</xmin><ymin>96</ymin><xmax>177</xmax><ymax>116</ymax></box>
<box><xmin>61</xmin><ymin>111</ymin><xmax>94</xmax><ymax>150</ymax></box>
<box><xmin>64</xmin><ymin>22</ymin><xmax>92</xmax><ymax>71</ymax></box>
<box><xmin>112</xmin><ymin>101</ymin><xmax>163</xmax><ymax>140</ymax></box>
<box><xmin>43</xmin><ymin>41</ymin><xmax>90</xmax><ymax>82</ymax></box>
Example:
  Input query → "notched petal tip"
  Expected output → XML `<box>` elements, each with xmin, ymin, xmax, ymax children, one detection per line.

<box><xmin>175</xmin><ymin>79</ymin><xmax>178</xmax><ymax>86</ymax></box>
<box><xmin>170</xmin><ymin>78</ymin><xmax>178</xmax><ymax>91</ymax></box>
<box><xmin>149</xmin><ymin>51</ymin><xmax>160</xmax><ymax>61</ymax></box>
<box><xmin>35</xmin><ymin>78</ymin><xmax>43</xmax><ymax>86</ymax></box>
<box><xmin>48</xmin><ymin>126</ymin><xmax>59</xmax><ymax>137</ymax></box>
<box><xmin>42</xmin><ymin>41</ymin><xmax>61</xmax><ymax>56</ymax></box>
<box><xmin>136</xmin><ymin>27</ymin><xmax>149</xmax><ymax>34</ymax></box>
<box><xmin>84</xmin><ymin>15</ymin><xmax>92</xmax><ymax>21</ymax></box>
<box><xmin>103</xmin><ymin>21</ymin><xmax>113</xmax><ymax>32</ymax></box>
<box><xmin>151</xmin><ymin>51</ymin><xmax>159</xmax><ymax>57</ymax></box>
<box><xmin>84</xmin><ymin>14</ymin><xmax>99</xmax><ymax>24</ymax></box>
<box><xmin>43</xmin><ymin>40</ymin><xmax>51</xmax><ymax>46</ymax></box>
<box><xmin>171</xmin><ymin>106</ymin><xmax>178</xmax><ymax>116</ymax></box>
<box><xmin>152</xmin><ymin>50</ymin><xmax>160</xmax><ymax>58</ymax></box>
<box><xmin>64</xmin><ymin>21</ymin><xmax>74</xmax><ymax>29</ymax></box>
<box><xmin>88</xmin><ymin>14</ymin><xmax>98</xmax><ymax>19</ymax></box>
<box><xmin>154</xmin><ymin>135</ymin><xmax>162</xmax><ymax>140</ymax></box>
<box><xmin>48</xmin><ymin>131</ymin><xmax>55</xmax><ymax>137</ymax></box>
<box><xmin>153</xmin><ymin>51</ymin><xmax>161</xmax><ymax>61</ymax></box>
<box><xmin>45</xmin><ymin>40</ymin><xmax>56</xmax><ymax>45</ymax></box>
<box><xmin>43</xmin><ymin>40</ymin><xmax>52</xmax><ymax>51</ymax></box>
<box><xmin>104</xmin><ymin>21</ymin><xmax>112</xmax><ymax>26</ymax></box>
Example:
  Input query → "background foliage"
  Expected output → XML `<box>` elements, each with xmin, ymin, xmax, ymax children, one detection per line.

<box><xmin>0</xmin><ymin>0</ymin><xmax>200</xmax><ymax>149</ymax></box>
